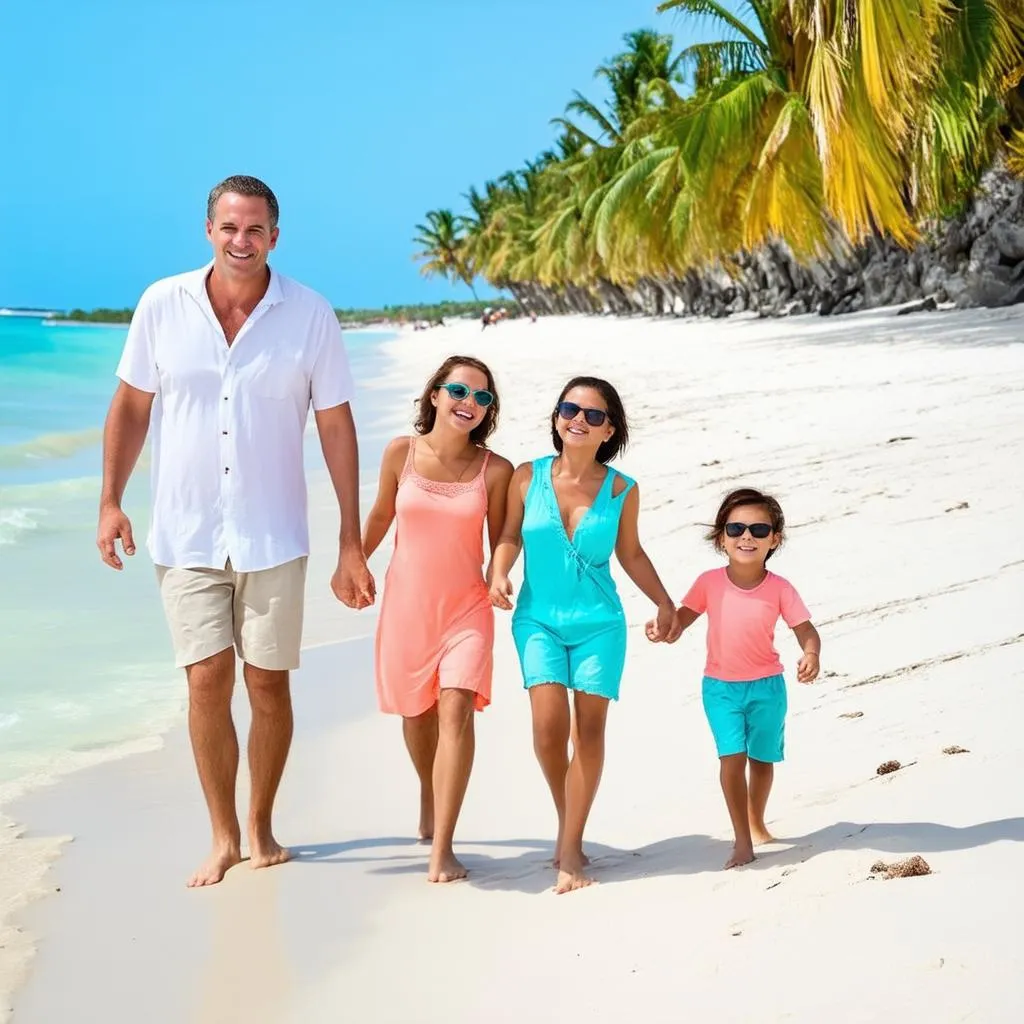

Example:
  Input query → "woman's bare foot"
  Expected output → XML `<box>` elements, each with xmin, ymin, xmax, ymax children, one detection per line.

<box><xmin>552</xmin><ymin>848</ymin><xmax>591</xmax><ymax>869</ymax></box>
<box><xmin>419</xmin><ymin>794</ymin><xmax>434</xmax><ymax>842</ymax></box>
<box><xmin>249</xmin><ymin>830</ymin><xmax>292</xmax><ymax>870</ymax></box>
<box><xmin>750</xmin><ymin>825</ymin><xmax>776</xmax><ymax>846</ymax></box>
<box><xmin>554</xmin><ymin>854</ymin><xmax>594</xmax><ymax>894</ymax></box>
<box><xmin>187</xmin><ymin>842</ymin><xmax>242</xmax><ymax>888</ymax></box>
<box><xmin>427</xmin><ymin>847</ymin><xmax>467</xmax><ymax>883</ymax></box>
<box><xmin>724</xmin><ymin>844</ymin><xmax>755</xmax><ymax>870</ymax></box>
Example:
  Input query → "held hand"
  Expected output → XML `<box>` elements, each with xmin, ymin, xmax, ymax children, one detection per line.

<box><xmin>331</xmin><ymin>546</ymin><xmax>376</xmax><ymax>610</ymax></box>
<box><xmin>797</xmin><ymin>651</ymin><xmax>820</xmax><ymax>684</ymax></box>
<box><xmin>489</xmin><ymin>575</ymin><xmax>513</xmax><ymax>611</ymax></box>
<box><xmin>97</xmin><ymin>504</ymin><xmax>136</xmax><ymax>570</ymax></box>
<box><xmin>645</xmin><ymin>604</ymin><xmax>681</xmax><ymax>644</ymax></box>
<box><xmin>659</xmin><ymin>603</ymin><xmax>683</xmax><ymax>644</ymax></box>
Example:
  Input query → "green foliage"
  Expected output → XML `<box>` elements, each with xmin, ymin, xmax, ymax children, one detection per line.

<box><xmin>61</xmin><ymin>299</ymin><xmax>520</xmax><ymax>328</ymax></box>
<box><xmin>412</xmin><ymin>209</ymin><xmax>478</xmax><ymax>298</ymax></box>
<box><xmin>420</xmin><ymin>2</ymin><xmax>1024</xmax><ymax>297</ymax></box>
<box><xmin>62</xmin><ymin>308</ymin><xmax>134</xmax><ymax>323</ymax></box>
<box><xmin>335</xmin><ymin>298</ymin><xmax>520</xmax><ymax>325</ymax></box>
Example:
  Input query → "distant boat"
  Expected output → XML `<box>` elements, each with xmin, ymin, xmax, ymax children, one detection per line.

<box><xmin>0</xmin><ymin>307</ymin><xmax>60</xmax><ymax>319</ymax></box>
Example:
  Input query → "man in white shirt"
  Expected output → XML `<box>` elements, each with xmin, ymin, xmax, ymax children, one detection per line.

<box><xmin>97</xmin><ymin>175</ymin><xmax>374</xmax><ymax>887</ymax></box>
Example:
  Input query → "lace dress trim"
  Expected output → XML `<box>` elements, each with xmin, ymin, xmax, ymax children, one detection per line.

<box><xmin>400</xmin><ymin>437</ymin><xmax>490</xmax><ymax>496</ymax></box>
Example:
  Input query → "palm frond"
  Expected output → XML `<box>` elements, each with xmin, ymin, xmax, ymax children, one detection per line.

<box><xmin>678</xmin><ymin>39</ymin><xmax>768</xmax><ymax>89</ymax></box>
<box><xmin>1008</xmin><ymin>129</ymin><xmax>1024</xmax><ymax>176</ymax></box>
<box><xmin>563</xmin><ymin>90</ymin><xmax>620</xmax><ymax>141</ymax></box>
<box><xmin>657</xmin><ymin>0</ymin><xmax>768</xmax><ymax>51</ymax></box>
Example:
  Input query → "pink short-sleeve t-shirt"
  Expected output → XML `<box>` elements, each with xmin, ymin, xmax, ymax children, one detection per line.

<box><xmin>682</xmin><ymin>568</ymin><xmax>811</xmax><ymax>682</ymax></box>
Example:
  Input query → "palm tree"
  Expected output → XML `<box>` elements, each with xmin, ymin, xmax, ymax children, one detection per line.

<box><xmin>554</xmin><ymin>28</ymin><xmax>685</xmax><ymax>146</ymax></box>
<box><xmin>654</xmin><ymin>0</ymin><xmax>1024</xmax><ymax>247</ymax></box>
<box><xmin>418</xmin><ymin>4</ymin><xmax>1024</xmax><ymax>315</ymax></box>
<box><xmin>412</xmin><ymin>209</ymin><xmax>478</xmax><ymax>298</ymax></box>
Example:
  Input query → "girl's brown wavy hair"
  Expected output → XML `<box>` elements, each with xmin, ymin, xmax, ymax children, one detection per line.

<box><xmin>414</xmin><ymin>355</ymin><xmax>499</xmax><ymax>445</ymax></box>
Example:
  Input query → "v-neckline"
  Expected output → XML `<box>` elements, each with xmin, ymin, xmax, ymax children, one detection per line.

<box><xmin>547</xmin><ymin>457</ymin><xmax>612</xmax><ymax>546</ymax></box>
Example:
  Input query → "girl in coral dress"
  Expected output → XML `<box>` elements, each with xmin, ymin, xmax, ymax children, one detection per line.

<box><xmin>363</xmin><ymin>355</ymin><xmax>513</xmax><ymax>882</ymax></box>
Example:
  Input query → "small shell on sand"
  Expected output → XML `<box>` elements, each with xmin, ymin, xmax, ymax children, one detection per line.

<box><xmin>876</xmin><ymin>760</ymin><xmax>902</xmax><ymax>775</ymax></box>
<box><xmin>942</xmin><ymin>745</ymin><xmax>969</xmax><ymax>755</ymax></box>
<box><xmin>870</xmin><ymin>855</ymin><xmax>932</xmax><ymax>879</ymax></box>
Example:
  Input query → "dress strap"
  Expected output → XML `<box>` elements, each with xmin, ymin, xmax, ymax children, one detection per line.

<box><xmin>475</xmin><ymin>448</ymin><xmax>492</xmax><ymax>508</ymax></box>
<box><xmin>399</xmin><ymin>436</ymin><xmax>417</xmax><ymax>483</ymax></box>
<box><xmin>607</xmin><ymin>467</ymin><xmax>634</xmax><ymax>502</ymax></box>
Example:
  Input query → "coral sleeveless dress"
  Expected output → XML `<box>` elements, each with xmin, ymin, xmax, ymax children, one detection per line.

<box><xmin>375</xmin><ymin>437</ymin><xmax>494</xmax><ymax>717</ymax></box>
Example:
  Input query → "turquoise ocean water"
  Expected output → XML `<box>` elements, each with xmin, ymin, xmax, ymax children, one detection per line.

<box><xmin>0</xmin><ymin>314</ymin><xmax>393</xmax><ymax>799</ymax></box>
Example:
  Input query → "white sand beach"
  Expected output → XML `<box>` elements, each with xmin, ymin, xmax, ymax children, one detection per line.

<box><xmin>5</xmin><ymin>308</ymin><xmax>1024</xmax><ymax>1023</ymax></box>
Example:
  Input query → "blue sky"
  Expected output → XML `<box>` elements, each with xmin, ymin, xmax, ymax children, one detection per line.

<box><xmin>0</xmin><ymin>0</ymin><xmax>706</xmax><ymax>311</ymax></box>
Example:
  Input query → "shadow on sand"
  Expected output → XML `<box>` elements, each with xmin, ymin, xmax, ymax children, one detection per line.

<box><xmin>754</xmin><ymin>816</ymin><xmax>1024</xmax><ymax>873</ymax></box>
<box><xmin>288</xmin><ymin>817</ymin><xmax>1024</xmax><ymax>894</ymax></box>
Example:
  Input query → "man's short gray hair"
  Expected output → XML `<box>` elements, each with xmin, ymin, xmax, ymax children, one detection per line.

<box><xmin>207</xmin><ymin>175</ymin><xmax>280</xmax><ymax>228</ymax></box>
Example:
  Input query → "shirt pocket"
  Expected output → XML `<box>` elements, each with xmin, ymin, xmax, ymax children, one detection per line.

<box><xmin>245</xmin><ymin>349</ymin><xmax>306</xmax><ymax>401</ymax></box>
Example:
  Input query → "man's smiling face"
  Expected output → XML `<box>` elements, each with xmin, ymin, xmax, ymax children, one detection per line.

<box><xmin>206</xmin><ymin>192</ymin><xmax>279</xmax><ymax>282</ymax></box>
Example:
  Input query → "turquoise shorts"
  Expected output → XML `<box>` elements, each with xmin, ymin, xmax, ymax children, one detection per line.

<box><xmin>512</xmin><ymin>619</ymin><xmax>626</xmax><ymax>701</ymax></box>
<box><xmin>701</xmin><ymin>674</ymin><xmax>787</xmax><ymax>763</ymax></box>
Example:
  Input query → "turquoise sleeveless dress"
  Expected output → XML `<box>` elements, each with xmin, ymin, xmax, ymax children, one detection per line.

<box><xmin>511</xmin><ymin>454</ymin><xmax>635</xmax><ymax>700</ymax></box>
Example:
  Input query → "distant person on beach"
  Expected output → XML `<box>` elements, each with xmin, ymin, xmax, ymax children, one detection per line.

<box><xmin>96</xmin><ymin>174</ymin><xmax>374</xmax><ymax>888</ymax></box>
<box><xmin>362</xmin><ymin>356</ymin><xmax>513</xmax><ymax>882</ymax></box>
<box><xmin>481</xmin><ymin>307</ymin><xmax>493</xmax><ymax>330</ymax></box>
<box><xmin>645</xmin><ymin>488</ymin><xmax>821</xmax><ymax>869</ymax></box>
<box><xmin>489</xmin><ymin>376</ymin><xmax>678</xmax><ymax>893</ymax></box>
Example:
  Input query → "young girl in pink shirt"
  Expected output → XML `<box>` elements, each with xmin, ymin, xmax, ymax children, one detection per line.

<box><xmin>647</xmin><ymin>487</ymin><xmax>821</xmax><ymax>869</ymax></box>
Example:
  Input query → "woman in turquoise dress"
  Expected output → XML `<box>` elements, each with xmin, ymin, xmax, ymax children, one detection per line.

<box><xmin>489</xmin><ymin>375</ymin><xmax>678</xmax><ymax>893</ymax></box>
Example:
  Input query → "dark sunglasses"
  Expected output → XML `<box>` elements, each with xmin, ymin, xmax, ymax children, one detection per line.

<box><xmin>724</xmin><ymin>522</ymin><xmax>773</xmax><ymax>539</ymax></box>
<box><xmin>436</xmin><ymin>382</ymin><xmax>494</xmax><ymax>407</ymax></box>
<box><xmin>557</xmin><ymin>401</ymin><xmax>607</xmax><ymax>427</ymax></box>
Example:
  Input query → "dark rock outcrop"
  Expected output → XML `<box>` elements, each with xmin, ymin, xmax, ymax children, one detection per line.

<box><xmin>511</xmin><ymin>164</ymin><xmax>1024</xmax><ymax>319</ymax></box>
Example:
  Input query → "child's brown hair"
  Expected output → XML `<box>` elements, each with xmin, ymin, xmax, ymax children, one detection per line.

<box><xmin>706</xmin><ymin>487</ymin><xmax>785</xmax><ymax>562</ymax></box>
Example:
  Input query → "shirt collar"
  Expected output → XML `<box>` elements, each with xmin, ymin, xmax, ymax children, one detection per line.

<box><xmin>185</xmin><ymin>260</ymin><xmax>284</xmax><ymax>309</ymax></box>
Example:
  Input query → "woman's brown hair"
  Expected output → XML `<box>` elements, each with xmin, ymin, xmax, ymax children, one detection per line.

<box><xmin>549</xmin><ymin>375</ymin><xmax>629</xmax><ymax>464</ymax></box>
<box><xmin>706</xmin><ymin>487</ymin><xmax>786</xmax><ymax>562</ymax></box>
<box><xmin>414</xmin><ymin>355</ymin><xmax>500</xmax><ymax>445</ymax></box>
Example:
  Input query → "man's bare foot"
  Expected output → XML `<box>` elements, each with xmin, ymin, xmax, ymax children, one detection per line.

<box><xmin>554</xmin><ymin>854</ymin><xmax>594</xmax><ymax>894</ymax></box>
<box><xmin>724</xmin><ymin>844</ymin><xmax>755</xmax><ymax>870</ymax></box>
<box><xmin>249</xmin><ymin>831</ymin><xmax>292</xmax><ymax>871</ymax></box>
<box><xmin>187</xmin><ymin>843</ymin><xmax>242</xmax><ymax>888</ymax></box>
<box><xmin>750</xmin><ymin>826</ymin><xmax>776</xmax><ymax>846</ymax></box>
<box><xmin>427</xmin><ymin>848</ymin><xmax>467</xmax><ymax>883</ymax></box>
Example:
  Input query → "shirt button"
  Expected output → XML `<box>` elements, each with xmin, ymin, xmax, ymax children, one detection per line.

<box><xmin>224</xmin><ymin>467</ymin><xmax>230</xmax><ymax>474</ymax></box>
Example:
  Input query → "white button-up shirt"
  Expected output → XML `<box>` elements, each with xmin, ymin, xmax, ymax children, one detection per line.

<box><xmin>115</xmin><ymin>263</ymin><xmax>354</xmax><ymax>572</ymax></box>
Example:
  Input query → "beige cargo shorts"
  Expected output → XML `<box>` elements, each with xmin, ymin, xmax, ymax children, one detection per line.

<box><xmin>155</xmin><ymin>557</ymin><xmax>307</xmax><ymax>670</ymax></box>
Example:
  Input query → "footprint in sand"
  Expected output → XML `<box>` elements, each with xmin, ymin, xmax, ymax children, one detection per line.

<box><xmin>765</xmin><ymin>866</ymin><xmax>798</xmax><ymax>891</ymax></box>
